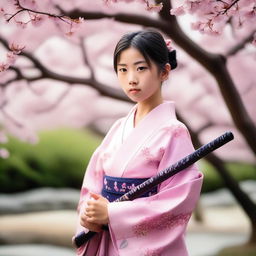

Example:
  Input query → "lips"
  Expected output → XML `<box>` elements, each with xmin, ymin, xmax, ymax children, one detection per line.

<box><xmin>129</xmin><ymin>88</ymin><xmax>141</xmax><ymax>94</ymax></box>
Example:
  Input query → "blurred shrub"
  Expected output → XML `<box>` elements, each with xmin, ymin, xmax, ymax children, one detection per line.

<box><xmin>218</xmin><ymin>243</ymin><xmax>256</xmax><ymax>256</ymax></box>
<box><xmin>0</xmin><ymin>128</ymin><xmax>255</xmax><ymax>193</ymax></box>
<box><xmin>200</xmin><ymin>160</ymin><xmax>256</xmax><ymax>193</ymax></box>
<box><xmin>0</xmin><ymin>128</ymin><xmax>102</xmax><ymax>193</ymax></box>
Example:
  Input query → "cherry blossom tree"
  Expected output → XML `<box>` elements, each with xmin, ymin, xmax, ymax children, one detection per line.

<box><xmin>1</xmin><ymin>0</ymin><xmax>256</xmax><ymax>245</ymax></box>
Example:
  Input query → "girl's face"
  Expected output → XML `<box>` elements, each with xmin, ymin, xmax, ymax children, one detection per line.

<box><xmin>116</xmin><ymin>47</ymin><xmax>169</xmax><ymax>104</ymax></box>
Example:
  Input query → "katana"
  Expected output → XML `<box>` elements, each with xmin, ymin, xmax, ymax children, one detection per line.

<box><xmin>74</xmin><ymin>131</ymin><xmax>234</xmax><ymax>248</ymax></box>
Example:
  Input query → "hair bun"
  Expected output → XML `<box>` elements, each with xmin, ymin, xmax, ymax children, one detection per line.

<box><xmin>168</xmin><ymin>50</ymin><xmax>177</xmax><ymax>70</ymax></box>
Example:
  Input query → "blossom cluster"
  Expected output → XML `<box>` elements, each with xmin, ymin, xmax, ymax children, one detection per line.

<box><xmin>103</xmin><ymin>0</ymin><xmax>163</xmax><ymax>12</ymax></box>
<box><xmin>2</xmin><ymin>0</ymin><xmax>85</xmax><ymax>36</ymax></box>
<box><xmin>0</xmin><ymin>43</ymin><xmax>25</xmax><ymax>73</ymax></box>
<box><xmin>171</xmin><ymin>0</ymin><xmax>256</xmax><ymax>37</ymax></box>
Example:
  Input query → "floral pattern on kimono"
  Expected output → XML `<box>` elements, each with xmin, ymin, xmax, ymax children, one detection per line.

<box><xmin>132</xmin><ymin>212</ymin><xmax>192</xmax><ymax>237</ymax></box>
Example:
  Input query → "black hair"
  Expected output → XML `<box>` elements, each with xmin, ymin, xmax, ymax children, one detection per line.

<box><xmin>113</xmin><ymin>29</ymin><xmax>177</xmax><ymax>73</ymax></box>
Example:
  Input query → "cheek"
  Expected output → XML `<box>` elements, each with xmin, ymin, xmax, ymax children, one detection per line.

<box><xmin>145</xmin><ymin>86</ymin><xmax>156</xmax><ymax>97</ymax></box>
<box><xmin>117</xmin><ymin>76</ymin><xmax>127</xmax><ymax>89</ymax></box>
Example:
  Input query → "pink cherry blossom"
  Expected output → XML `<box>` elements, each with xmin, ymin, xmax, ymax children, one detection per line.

<box><xmin>0</xmin><ymin>63</ymin><xmax>9</xmax><ymax>73</ymax></box>
<box><xmin>170</xmin><ymin>6</ymin><xmax>185</xmax><ymax>16</ymax></box>
<box><xmin>30</xmin><ymin>14</ymin><xmax>45</xmax><ymax>27</ymax></box>
<box><xmin>173</xmin><ymin>0</ymin><xmax>256</xmax><ymax>38</ymax></box>
<box><xmin>145</xmin><ymin>2</ymin><xmax>163</xmax><ymax>12</ymax></box>
<box><xmin>165</xmin><ymin>39</ymin><xmax>174</xmax><ymax>52</ymax></box>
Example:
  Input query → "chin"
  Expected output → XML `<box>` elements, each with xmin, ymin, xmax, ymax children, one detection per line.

<box><xmin>126</xmin><ymin>95</ymin><xmax>139</xmax><ymax>103</ymax></box>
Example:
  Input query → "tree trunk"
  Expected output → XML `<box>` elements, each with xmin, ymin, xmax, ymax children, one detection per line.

<box><xmin>65</xmin><ymin>0</ymin><xmax>256</xmax><ymax>156</ymax></box>
<box><xmin>158</xmin><ymin>0</ymin><xmax>256</xmax><ymax>157</ymax></box>
<box><xmin>181</xmin><ymin>115</ymin><xmax>256</xmax><ymax>243</ymax></box>
<box><xmin>207</xmin><ymin>154</ymin><xmax>256</xmax><ymax>243</ymax></box>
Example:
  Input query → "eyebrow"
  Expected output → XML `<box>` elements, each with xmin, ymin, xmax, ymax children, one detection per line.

<box><xmin>117</xmin><ymin>60</ymin><xmax>147</xmax><ymax>66</ymax></box>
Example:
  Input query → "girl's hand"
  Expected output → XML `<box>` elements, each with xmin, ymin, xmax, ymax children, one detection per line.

<box><xmin>85</xmin><ymin>193</ymin><xmax>109</xmax><ymax>225</ymax></box>
<box><xmin>80</xmin><ymin>214</ymin><xmax>102</xmax><ymax>232</ymax></box>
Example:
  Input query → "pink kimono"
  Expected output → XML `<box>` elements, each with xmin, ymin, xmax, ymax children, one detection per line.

<box><xmin>74</xmin><ymin>101</ymin><xmax>203</xmax><ymax>256</ymax></box>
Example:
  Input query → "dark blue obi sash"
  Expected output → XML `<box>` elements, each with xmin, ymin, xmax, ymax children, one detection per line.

<box><xmin>101</xmin><ymin>175</ymin><xmax>158</xmax><ymax>202</ymax></box>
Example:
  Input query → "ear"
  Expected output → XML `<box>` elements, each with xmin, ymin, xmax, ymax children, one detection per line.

<box><xmin>160</xmin><ymin>63</ymin><xmax>171</xmax><ymax>82</ymax></box>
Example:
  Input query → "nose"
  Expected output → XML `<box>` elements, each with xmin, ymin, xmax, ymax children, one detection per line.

<box><xmin>128</xmin><ymin>72</ymin><xmax>138</xmax><ymax>86</ymax></box>
<box><xmin>129</xmin><ymin>80</ymin><xmax>138</xmax><ymax>86</ymax></box>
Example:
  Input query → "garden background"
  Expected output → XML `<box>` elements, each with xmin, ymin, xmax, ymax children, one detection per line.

<box><xmin>0</xmin><ymin>1</ymin><xmax>256</xmax><ymax>255</ymax></box>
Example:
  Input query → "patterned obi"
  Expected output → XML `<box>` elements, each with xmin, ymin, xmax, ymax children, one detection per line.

<box><xmin>101</xmin><ymin>175</ymin><xmax>158</xmax><ymax>202</ymax></box>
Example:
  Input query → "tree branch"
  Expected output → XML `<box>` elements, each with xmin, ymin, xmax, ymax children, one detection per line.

<box><xmin>0</xmin><ymin>104</ymin><xmax>24</xmax><ymax>128</ymax></box>
<box><xmin>196</xmin><ymin>122</ymin><xmax>214</xmax><ymax>134</ymax></box>
<box><xmin>79</xmin><ymin>37</ymin><xmax>95</xmax><ymax>81</ymax></box>
<box><xmin>0</xmin><ymin>36</ymin><xmax>129</xmax><ymax>103</ymax></box>
<box><xmin>3</xmin><ymin>1</ymin><xmax>256</xmax><ymax>156</ymax></box>
<box><xmin>0</xmin><ymin>66</ymin><xmax>23</xmax><ymax>88</ymax></box>
<box><xmin>34</xmin><ymin>87</ymin><xmax>71</xmax><ymax>113</ymax></box>
<box><xmin>159</xmin><ymin>0</ymin><xmax>256</xmax><ymax>157</ymax></box>
<box><xmin>222</xmin><ymin>0</ymin><xmax>240</xmax><ymax>15</ymax></box>
<box><xmin>178</xmin><ymin>112</ymin><xmax>256</xmax><ymax>243</ymax></box>
<box><xmin>56</xmin><ymin>5</ymin><xmax>170</xmax><ymax>31</ymax></box>
<box><xmin>5</xmin><ymin>0</ymin><xmax>256</xmax><ymax>155</ymax></box>
<box><xmin>5</xmin><ymin>0</ymin><xmax>71</xmax><ymax>24</ymax></box>
<box><xmin>59</xmin><ymin>1</ymin><xmax>256</xmax><ymax>155</ymax></box>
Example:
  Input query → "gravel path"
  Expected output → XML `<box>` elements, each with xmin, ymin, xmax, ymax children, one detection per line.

<box><xmin>0</xmin><ymin>232</ymin><xmax>248</xmax><ymax>256</ymax></box>
<box><xmin>0</xmin><ymin>181</ymin><xmax>255</xmax><ymax>256</ymax></box>
<box><xmin>0</xmin><ymin>245</ymin><xmax>75</xmax><ymax>256</ymax></box>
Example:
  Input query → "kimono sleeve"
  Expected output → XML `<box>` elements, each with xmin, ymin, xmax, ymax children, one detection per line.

<box><xmin>77</xmin><ymin>117</ymin><xmax>124</xmax><ymax>213</ymax></box>
<box><xmin>74</xmin><ymin>146</ymin><xmax>105</xmax><ymax>256</ymax></box>
<box><xmin>107</xmin><ymin>124</ymin><xmax>203</xmax><ymax>256</ymax></box>
<box><xmin>73</xmin><ymin>118</ymin><xmax>123</xmax><ymax>256</ymax></box>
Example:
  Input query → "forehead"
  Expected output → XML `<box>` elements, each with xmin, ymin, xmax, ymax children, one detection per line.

<box><xmin>117</xmin><ymin>47</ymin><xmax>147</xmax><ymax>64</ymax></box>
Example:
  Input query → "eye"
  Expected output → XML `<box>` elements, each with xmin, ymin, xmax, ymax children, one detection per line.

<box><xmin>137</xmin><ymin>66</ymin><xmax>147</xmax><ymax>71</ymax></box>
<box><xmin>118</xmin><ymin>68</ymin><xmax>127</xmax><ymax>73</ymax></box>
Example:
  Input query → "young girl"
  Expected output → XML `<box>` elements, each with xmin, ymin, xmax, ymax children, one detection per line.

<box><xmin>74</xmin><ymin>29</ymin><xmax>203</xmax><ymax>256</ymax></box>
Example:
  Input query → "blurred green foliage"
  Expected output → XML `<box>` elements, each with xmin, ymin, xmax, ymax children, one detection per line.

<box><xmin>0</xmin><ymin>128</ymin><xmax>102</xmax><ymax>193</ymax></box>
<box><xmin>0</xmin><ymin>128</ymin><xmax>255</xmax><ymax>193</ymax></box>
<box><xmin>200</xmin><ymin>160</ymin><xmax>256</xmax><ymax>193</ymax></box>
<box><xmin>218</xmin><ymin>244</ymin><xmax>256</xmax><ymax>256</ymax></box>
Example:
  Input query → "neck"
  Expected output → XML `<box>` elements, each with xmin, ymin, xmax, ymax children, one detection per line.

<box><xmin>134</xmin><ymin>90</ymin><xmax>163</xmax><ymax>127</ymax></box>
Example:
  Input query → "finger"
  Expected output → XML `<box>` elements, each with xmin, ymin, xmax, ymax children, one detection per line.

<box><xmin>87</xmin><ymin>200</ymin><xmax>93</xmax><ymax>206</ymax></box>
<box><xmin>80</xmin><ymin>213</ymin><xmax>87</xmax><ymax>221</ymax></box>
<box><xmin>86</xmin><ymin>216</ymin><xmax>96</xmax><ymax>223</ymax></box>
<box><xmin>85</xmin><ymin>208</ymin><xmax>93</xmax><ymax>216</ymax></box>
<box><xmin>85</xmin><ymin>204</ymin><xmax>93</xmax><ymax>211</ymax></box>
<box><xmin>86</xmin><ymin>205</ymin><xmax>97</xmax><ymax>215</ymax></box>
<box><xmin>86</xmin><ymin>211</ymin><xmax>96</xmax><ymax>219</ymax></box>
<box><xmin>80</xmin><ymin>218</ymin><xmax>87</xmax><ymax>227</ymax></box>
<box><xmin>87</xmin><ymin>200</ymin><xmax>97</xmax><ymax>208</ymax></box>
<box><xmin>85</xmin><ymin>212</ymin><xmax>91</xmax><ymax>218</ymax></box>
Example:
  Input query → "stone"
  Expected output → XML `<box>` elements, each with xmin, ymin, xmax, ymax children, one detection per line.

<box><xmin>0</xmin><ymin>188</ymin><xmax>80</xmax><ymax>214</ymax></box>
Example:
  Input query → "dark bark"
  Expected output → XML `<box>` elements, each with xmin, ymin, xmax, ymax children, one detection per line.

<box><xmin>178</xmin><ymin>113</ymin><xmax>256</xmax><ymax>243</ymax></box>
<box><xmin>0</xmin><ymin>37</ymin><xmax>128</xmax><ymax>103</ymax></box>
<box><xmin>157</xmin><ymin>0</ymin><xmax>256</xmax><ymax>156</ymax></box>
<box><xmin>206</xmin><ymin>153</ymin><xmax>256</xmax><ymax>243</ymax></box>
